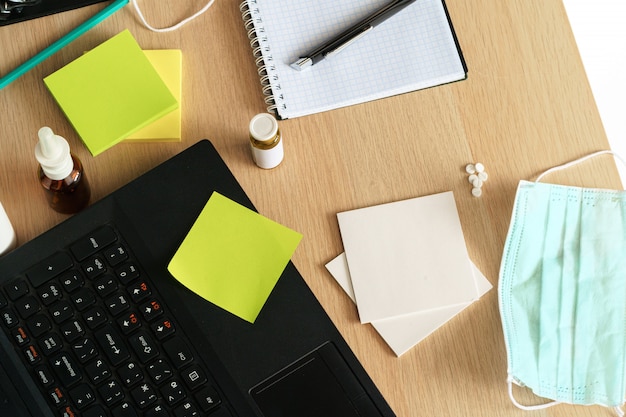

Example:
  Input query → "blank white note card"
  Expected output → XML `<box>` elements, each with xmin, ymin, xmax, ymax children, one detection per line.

<box><xmin>337</xmin><ymin>191</ymin><xmax>478</xmax><ymax>324</ymax></box>
<box><xmin>326</xmin><ymin>252</ymin><xmax>492</xmax><ymax>356</ymax></box>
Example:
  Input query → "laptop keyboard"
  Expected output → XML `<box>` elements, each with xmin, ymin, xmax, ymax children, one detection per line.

<box><xmin>0</xmin><ymin>225</ymin><xmax>233</xmax><ymax>417</ymax></box>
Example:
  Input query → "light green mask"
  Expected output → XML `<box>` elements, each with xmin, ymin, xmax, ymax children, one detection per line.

<box><xmin>499</xmin><ymin>151</ymin><xmax>626</xmax><ymax>415</ymax></box>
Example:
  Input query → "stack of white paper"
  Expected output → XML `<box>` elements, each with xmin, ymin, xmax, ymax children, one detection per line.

<box><xmin>326</xmin><ymin>191</ymin><xmax>492</xmax><ymax>356</ymax></box>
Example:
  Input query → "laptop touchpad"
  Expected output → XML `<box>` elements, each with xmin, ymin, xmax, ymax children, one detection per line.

<box><xmin>250</xmin><ymin>342</ymin><xmax>384</xmax><ymax>417</ymax></box>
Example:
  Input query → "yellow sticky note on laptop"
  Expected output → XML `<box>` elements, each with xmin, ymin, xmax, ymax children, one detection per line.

<box><xmin>167</xmin><ymin>192</ymin><xmax>302</xmax><ymax>323</ymax></box>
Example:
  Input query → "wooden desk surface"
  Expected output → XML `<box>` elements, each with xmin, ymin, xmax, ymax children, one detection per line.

<box><xmin>1</xmin><ymin>1</ymin><xmax>622</xmax><ymax>416</ymax></box>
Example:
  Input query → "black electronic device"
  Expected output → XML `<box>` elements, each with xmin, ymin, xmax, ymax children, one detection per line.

<box><xmin>0</xmin><ymin>140</ymin><xmax>396</xmax><ymax>417</ymax></box>
<box><xmin>0</xmin><ymin>0</ymin><xmax>107</xmax><ymax>25</ymax></box>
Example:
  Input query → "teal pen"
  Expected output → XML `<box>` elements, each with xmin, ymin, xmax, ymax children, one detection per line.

<box><xmin>0</xmin><ymin>0</ymin><xmax>128</xmax><ymax>90</ymax></box>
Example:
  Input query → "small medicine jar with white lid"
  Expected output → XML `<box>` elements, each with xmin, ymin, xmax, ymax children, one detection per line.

<box><xmin>249</xmin><ymin>113</ymin><xmax>284</xmax><ymax>169</ymax></box>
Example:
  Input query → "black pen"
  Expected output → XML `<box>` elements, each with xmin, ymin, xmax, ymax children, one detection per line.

<box><xmin>290</xmin><ymin>0</ymin><xmax>417</xmax><ymax>71</ymax></box>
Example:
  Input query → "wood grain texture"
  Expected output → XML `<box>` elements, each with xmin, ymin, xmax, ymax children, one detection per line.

<box><xmin>0</xmin><ymin>0</ymin><xmax>620</xmax><ymax>415</ymax></box>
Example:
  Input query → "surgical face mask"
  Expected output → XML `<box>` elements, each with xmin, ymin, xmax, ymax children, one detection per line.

<box><xmin>499</xmin><ymin>151</ymin><xmax>626</xmax><ymax>416</ymax></box>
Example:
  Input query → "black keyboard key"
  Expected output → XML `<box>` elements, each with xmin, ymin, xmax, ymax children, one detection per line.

<box><xmin>26</xmin><ymin>252</ymin><xmax>73</xmax><ymax>288</ymax></box>
<box><xmin>112</xmin><ymin>401</ymin><xmax>139</xmax><ymax>417</ymax></box>
<box><xmin>99</xmin><ymin>379</ymin><xmax>125</xmax><ymax>406</ymax></box>
<box><xmin>69</xmin><ymin>383</ymin><xmax>96</xmax><ymax>409</ymax></box>
<box><xmin>60</xmin><ymin>320</ymin><xmax>85</xmax><ymax>342</ymax></box>
<box><xmin>145</xmin><ymin>404</ymin><xmax>169</xmax><ymax>417</ymax></box>
<box><xmin>37</xmin><ymin>283</ymin><xmax>62</xmax><ymax>305</ymax></box>
<box><xmin>131</xmin><ymin>382</ymin><xmax>158</xmax><ymax>409</ymax></box>
<box><xmin>11</xmin><ymin>325</ymin><xmax>30</xmax><ymax>345</ymax></box>
<box><xmin>27</xmin><ymin>313</ymin><xmax>52</xmax><ymax>337</ymax></box>
<box><xmin>94</xmin><ymin>274</ymin><xmax>118</xmax><ymax>297</ymax></box>
<box><xmin>104</xmin><ymin>244</ymin><xmax>129</xmax><ymax>267</ymax></box>
<box><xmin>0</xmin><ymin>291</ymin><xmax>7</xmax><ymax>308</ymax></box>
<box><xmin>6</xmin><ymin>280</ymin><xmax>29</xmax><ymax>300</ymax></box>
<box><xmin>15</xmin><ymin>295</ymin><xmax>40</xmax><ymax>318</ymax></box>
<box><xmin>50</xmin><ymin>300</ymin><xmax>74</xmax><ymax>324</ymax></box>
<box><xmin>83</xmin><ymin>256</ymin><xmax>106</xmax><ymax>280</ymax></box>
<box><xmin>49</xmin><ymin>386</ymin><xmax>67</xmax><ymax>407</ymax></box>
<box><xmin>105</xmin><ymin>293</ymin><xmax>130</xmax><ymax>316</ymax></box>
<box><xmin>140</xmin><ymin>299</ymin><xmax>163</xmax><ymax>322</ymax></box>
<box><xmin>85</xmin><ymin>358</ymin><xmax>111</xmax><ymax>384</ymax></box>
<box><xmin>34</xmin><ymin>365</ymin><xmax>54</xmax><ymax>387</ymax></box>
<box><xmin>128</xmin><ymin>280</ymin><xmax>151</xmax><ymax>303</ymax></box>
<box><xmin>1</xmin><ymin>308</ymin><xmax>18</xmax><ymax>328</ymax></box>
<box><xmin>83</xmin><ymin>306</ymin><xmax>107</xmax><ymax>329</ymax></box>
<box><xmin>70</xmin><ymin>226</ymin><xmax>117</xmax><ymax>261</ymax></box>
<box><xmin>72</xmin><ymin>337</ymin><xmax>98</xmax><ymax>363</ymax></box>
<box><xmin>60</xmin><ymin>270</ymin><xmax>85</xmax><ymax>293</ymax></box>
<box><xmin>163</xmin><ymin>338</ymin><xmax>193</xmax><ymax>369</ymax></box>
<box><xmin>40</xmin><ymin>333</ymin><xmax>63</xmax><ymax>356</ymax></box>
<box><xmin>24</xmin><ymin>344</ymin><xmax>42</xmax><ymax>364</ymax></box>
<box><xmin>195</xmin><ymin>386</ymin><xmax>221</xmax><ymax>413</ymax></box>
<box><xmin>160</xmin><ymin>379</ymin><xmax>186</xmax><ymax>406</ymax></box>
<box><xmin>95</xmin><ymin>325</ymin><xmax>130</xmax><ymax>366</ymax></box>
<box><xmin>147</xmin><ymin>359</ymin><xmax>173</xmax><ymax>385</ymax></box>
<box><xmin>129</xmin><ymin>330</ymin><xmax>159</xmax><ymax>363</ymax></box>
<box><xmin>116</xmin><ymin>263</ymin><xmax>140</xmax><ymax>284</ymax></box>
<box><xmin>174</xmin><ymin>400</ymin><xmax>200</xmax><ymax>417</ymax></box>
<box><xmin>117</xmin><ymin>312</ymin><xmax>141</xmax><ymax>335</ymax></box>
<box><xmin>71</xmin><ymin>288</ymin><xmax>97</xmax><ymax>311</ymax></box>
<box><xmin>119</xmin><ymin>362</ymin><xmax>143</xmax><ymax>387</ymax></box>
<box><xmin>181</xmin><ymin>366</ymin><xmax>207</xmax><ymax>390</ymax></box>
<box><xmin>51</xmin><ymin>353</ymin><xmax>82</xmax><ymax>387</ymax></box>
<box><xmin>151</xmin><ymin>318</ymin><xmax>175</xmax><ymax>340</ymax></box>
<box><xmin>60</xmin><ymin>405</ymin><xmax>79</xmax><ymax>417</ymax></box>
<box><xmin>84</xmin><ymin>405</ymin><xmax>108</xmax><ymax>417</ymax></box>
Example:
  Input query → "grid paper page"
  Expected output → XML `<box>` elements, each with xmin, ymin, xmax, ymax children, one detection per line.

<box><xmin>244</xmin><ymin>0</ymin><xmax>466</xmax><ymax>119</ymax></box>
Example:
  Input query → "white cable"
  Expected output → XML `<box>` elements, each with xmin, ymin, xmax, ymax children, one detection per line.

<box><xmin>131</xmin><ymin>0</ymin><xmax>215</xmax><ymax>33</ymax></box>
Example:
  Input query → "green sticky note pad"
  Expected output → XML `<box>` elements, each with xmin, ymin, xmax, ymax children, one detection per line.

<box><xmin>44</xmin><ymin>29</ymin><xmax>178</xmax><ymax>156</ymax></box>
<box><xmin>167</xmin><ymin>192</ymin><xmax>303</xmax><ymax>323</ymax></box>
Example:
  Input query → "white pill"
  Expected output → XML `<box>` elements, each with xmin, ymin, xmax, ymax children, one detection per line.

<box><xmin>465</xmin><ymin>164</ymin><xmax>476</xmax><ymax>174</ymax></box>
<box><xmin>475</xmin><ymin>162</ymin><xmax>485</xmax><ymax>173</ymax></box>
<box><xmin>478</xmin><ymin>171</ymin><xmax>488</xmax><ymax>181</ymax></box>
<box><xmin>468</xmin><ymin>174</ymin><xmax>478</xmax><ymax>184</ymax></box>
<box><xmin>472</xmin><ymin>178</ymin><xmax>483</xmax><ymax>188</ymax></box>
<box><xmin>472</xmin><ymin>187</ymin><xmax>482</xmax><ymax>197</ymax></box>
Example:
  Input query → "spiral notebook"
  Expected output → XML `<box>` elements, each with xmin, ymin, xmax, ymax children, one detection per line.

<box><xmin>240</xmin><ymin>0</ymin><xmax>467</xmax><ymax>119</ymax></box>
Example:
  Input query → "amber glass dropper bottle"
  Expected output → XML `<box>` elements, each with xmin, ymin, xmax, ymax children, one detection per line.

<box><xmin>35</xmin><ymin>127</ymin><xmax>91</xmax><ymax>214</ymax></box>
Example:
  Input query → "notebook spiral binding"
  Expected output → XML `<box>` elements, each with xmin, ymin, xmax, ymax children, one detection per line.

<box><xmin>239</xmin><ymin>0</ymin><xmax>284</xmax><ymax>118</ymax></box>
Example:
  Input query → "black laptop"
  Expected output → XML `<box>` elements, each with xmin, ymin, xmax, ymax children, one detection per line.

<box><xmin>0</xmin><ymin>140</ymin><xmax>396</xmax><ymax>417</ymax></box>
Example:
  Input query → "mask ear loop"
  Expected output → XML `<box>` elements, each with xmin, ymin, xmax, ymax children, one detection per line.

<box><xmin>535</xmin><ymin>150</ymin><xmax>626</xmax><ymax>183</ymax></box>
<box><xmin>508</xmin><ymin>374</ymin><xmax>626</xmax><ymax>416</ymax></box>
<box><xmin>131</xmin><ymin>0</ymin><xmax>215</xmax><ymax>32</ymax></box>
<box><xmin>507</xmin><ymin>377</ymin><xmax>560</xmax><ymax>411</ymax></box>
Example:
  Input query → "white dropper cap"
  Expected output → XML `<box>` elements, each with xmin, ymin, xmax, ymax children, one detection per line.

<box><xmin>35</xmin><ymin>127</ymin><xmax>74</xmax><ymax>180</ymax></box>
